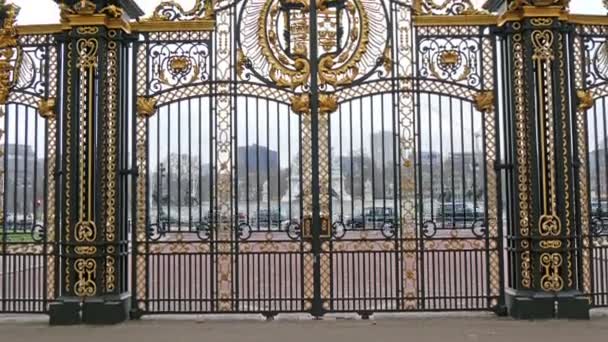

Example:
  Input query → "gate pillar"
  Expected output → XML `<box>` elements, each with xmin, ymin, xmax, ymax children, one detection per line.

<box><xmin>49</xmin><ymin>0</ymin><xmax>143</xmax><ymax>325</ymax></box>
<box><xmin>486</xmin><ymin>0</ymin><xmax>589</xmax><ymax>319</ymax></box>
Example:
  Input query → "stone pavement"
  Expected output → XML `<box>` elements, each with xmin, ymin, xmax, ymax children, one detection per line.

<box><xmin>1</xmin><ymin>312</ymin><xmax>608</xmax><ymax>342</ymax></box>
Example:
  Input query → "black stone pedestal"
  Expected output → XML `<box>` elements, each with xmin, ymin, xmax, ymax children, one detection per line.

<box><xmin>506</xmin><ymin>290</ymin><xmax>555</xmax><ymax>320</ymax></box>
<box><xmin>49</xmin><ymin>297</ymin><xmax>81</xmax><ymax>325</ymax></box>
<box><xmin>556</xmin><ymin>291</ymin><xmax>590</xmax><ymax>320</ymax></box>
<box><xmin>81</xmin><ymin>293</ymin><xmax>131</xmax><ymax>325</ymax></box>
<box><xmin>506</xmin><ymin>290</ymin><xmax>591</xmax><ymax>320</ymax></box>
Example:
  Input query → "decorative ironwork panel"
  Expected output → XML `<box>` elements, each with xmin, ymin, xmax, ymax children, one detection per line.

<box><xmin>0</xmin><ymin>11</ymin><xmax>59</xmax><ymax>312</ymax></box>
<box><xmin>575</xmin><ymin>23</ymin><xmax>608</xmax><ymax>307</ymax></box>
<box><xmin>127</xmin><ymin>0</ymin><xmax>503</xmax><ymax>316</ymax></box>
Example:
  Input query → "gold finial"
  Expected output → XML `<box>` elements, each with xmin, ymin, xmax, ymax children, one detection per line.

<box><xmin>74</xmin><ymin>0</ymin><xmax>96</xmax><ymax>15</ymax></box>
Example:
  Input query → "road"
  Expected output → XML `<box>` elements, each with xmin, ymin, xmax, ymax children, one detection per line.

<box><xmin>1</xmin><ymin>313</ymin><xmax>608</xmax><ymax>342</ymax></box>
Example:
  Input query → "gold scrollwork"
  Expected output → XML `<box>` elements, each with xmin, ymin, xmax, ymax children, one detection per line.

<box><xmin>414</xmin><ymin>0</ymin><xmax>487</xmax><ymax>15</ymax></box>
<box><xmin>532</xmin><ymin>30</ymin><xmax>554</xmax><ymax>61</ymax></box>
<box><xmin>530</xmin><ymin>18</ymin><xmax>553</xmax><ymax>27</ymax></box>
<box><xmin>148</xmin><ymin>0</ymin><xmax>214</xmax><ymax>21</ymax></box>
<box><xmin>539</xmin><ymin>214</ymin><xmax>561</xmax><ymax>237</ymax></box>
<box><xmin>0</xmin><ymin>2</ymin><xmax>20</xmax><ymax>105</ymax></box>
<box><xmin>74</xmin><ymin>258</ymin><xmax>97</xmax><ymax>297</ymax></box>
<box><xmin>540</xmin><ymin>240</ymin><xmax>562</xmax><ymax>249</ymax></box>
<box><xmin>236</xmin><ymin>48</ymin><xmax>247</xmax><ymax>79</ymax></box>
<box><xmin>318</xmin><ymin>0</ymin><xmax>370</xmax><ymax>88</ymax></box>
<box><xmin>74</xmin><ymin>220</ymin><xmax>97</xmax><ymax>242</ymax></box>
<box><xmin>74</xmin><ymin>246</ymin><xmax>97</xmax><ymax>255</ymax></box>
<box><xmin>76</xmin><ymin>38</ymin><xmax>98</xmax><ymax>68</ymax></box>
<box><xmin>76</xmin><ymin>26</ymin><xmax>99</xmax><ymax>35</ymax></box>
<box><xmin>38</xmin><ymin>97</ymin><xmax>56</xmax><ymax>119</ymax></box>
<box><xmin>137</xmin><ymin>96</ymin><xmax>158</xmax><ymax>118</ymax></box>
<box><xmin>540</xmin><ymin>253</ymin><xmax>564</xmax><ymax>292</ymax></box>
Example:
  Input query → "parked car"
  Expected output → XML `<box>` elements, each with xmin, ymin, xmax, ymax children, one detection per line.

<box><xmin>591</xmin><ymin>200</ymin><xmax>608</xmax><ymax>219</ymax></box>
<box><xmin>205</xmin><ymin>211</ymin><xmax>247</xmax><ymax>225</ymax></box>
<box><xmin>254</xmin><ymin>209</ymin><xmax>286</xmax><ymax>228</ymax></box>
<box><xmin>347</xmin><ymin>207</ymin><xmax>395</xmax><ymax>229</ymax></box>
<box><xmin>436</xmin><ymin>202</ymin><xmax>483</xmax><ymax>224</ymax></box>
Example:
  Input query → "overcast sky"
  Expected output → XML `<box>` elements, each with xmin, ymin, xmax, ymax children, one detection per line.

<box><xmin>11</xmin><ymin>0</ymin><xmax>607</xmax><ymax>24</ymax></box>
<box><xmin>6</xmin><ymin>0</ymin><xmax>608</xmax><ymax>166</ymax></box>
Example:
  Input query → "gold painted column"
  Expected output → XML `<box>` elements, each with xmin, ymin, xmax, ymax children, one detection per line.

<box><xmin>486</xmin><ymin>0</ymin><xmax>590</xmax><ymax>319</ymax></box>
<box><xmin>49</xmin><ymin>0</ymin><xmax>143</xmax><ymax>325</ymax></box>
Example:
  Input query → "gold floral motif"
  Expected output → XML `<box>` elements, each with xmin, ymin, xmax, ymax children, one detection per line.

<box><xmin>38</xmin><ymin>97</ymin><xmax>56</xmax><ymax>119</ymax></box>
<box><xmin>473</xmin><ymin>90</ymin><xmax>494</xmax><ymax>113</ymax></box>
<box><xmin>137</xmin><ymin>96</ymin><xmax>158</xmax><ymax>118</ymax></box>
<box><xmin>290</xmin><ymin>93</ymin><xmax>310</xmax><ymax>115</ymax></box>
<box><xmin>319</xmin><ymin>93</ymin><xmax>338</xmax><ymax>114</ymax></box>
<box><xmin>576</xmin><ymin>89</ymin><xmax>593</xmax><ymax>112</ymax></box>
<box><xmin>439</xmin><ymin>50</ymin><xmax>459</xmax><ymax>66</ymax></box>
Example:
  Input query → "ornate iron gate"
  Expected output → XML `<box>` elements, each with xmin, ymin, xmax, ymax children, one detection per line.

<box><xmin>2</xmin><ymin>0</ymin><xmax>607</xmax><ymax>323</ymax></box>
<box><xmin>0</xmin><ymin>15</ymin><xmax>58</xmax><ymax>313</ymax></box>
<box><xmin>129</xmin><ymin>0</ymin><xmax>503</xmax><ymax>316</ymax></box>
<box><xmin>575</xmin><ymin>23</ymin><xmax>608</xmax><ymax>308</ymax></box>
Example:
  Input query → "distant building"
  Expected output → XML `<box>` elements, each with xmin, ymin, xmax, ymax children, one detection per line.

<box><xmin>443</xmin><ymin>152</ymin><xmax>485</xmax><ymax>200</ymax></box>
<box><xmin>237</xmin><ymin>144</ymin><xmax>279</xmax><ymax>174</ymax></box>
<box><xmin>589</xmin><ymin>142</ymin><xmax>608</xmax><ymax>199</ymax></box>
<box><xmin>3</xmin><ymin>144</ymin><xmax>44</xmax><ymax>216</ymax></box>
<box><xmin>371</xmin><ymin>131</ymin><xmax>395</xmax><ymax>169</ymax></box>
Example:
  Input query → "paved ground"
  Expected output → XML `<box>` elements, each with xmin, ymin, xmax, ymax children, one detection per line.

<box><xmin>2</xmin><ymin>312</ymin><xmax>608</xmax><ymax>342</ymax></box>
